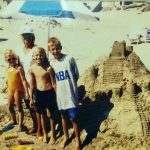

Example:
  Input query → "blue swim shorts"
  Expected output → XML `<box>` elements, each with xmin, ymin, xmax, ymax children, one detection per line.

<box><xmin>60</xmin><ymin>107</ymin><xmax>77</xmax><ymax>119</ymax></box>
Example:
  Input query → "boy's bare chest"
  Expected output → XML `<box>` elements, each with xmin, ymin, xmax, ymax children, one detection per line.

<box><xmin>34</xmin><ymin>67</ymin><xmax>49</xmax><ymax>78</ymax></box>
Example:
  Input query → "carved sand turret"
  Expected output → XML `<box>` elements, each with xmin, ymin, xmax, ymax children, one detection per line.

<box><xmin>79</xmin><ymin>41</ymin><xmax>150</xmax><ymax>137</ymax></box>
<box><xmin>103</xmin><ymin>41</ymin><xmax>125</xmax><ymax>84</ymax></box>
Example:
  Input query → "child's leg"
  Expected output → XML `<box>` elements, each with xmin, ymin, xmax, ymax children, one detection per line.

<box><xmin>41</xmin><ymin>114</ymin><xmax>48</xmax><ymax>143</ymax></box>
<box><xmin>61</xmin><ymin>115</ymin><xmax>69</xmax><ymax>147</ymax></box>
<box><xmin>24</xmin><ymin>99</ymin><xmax>37</xmax><ymax>131</ymax></box>
<box><xmin>14</xmin><ymin>91</ymin><xmax>24</xmax><ymax>130</ymax></box>
<box><xmin>25</xmin><ymin>86</ymin><xmax>37</xmax><ymax>132</ymax></box>
<box><xmin>47</xmin><ymin>109</ymin><xmax>55</xmax><ymax>144</ymax></box>
<box><xmin>8</xmin><ymin>94</ymin><xmax>17</xmax><ymax>124</ymax></box>
<box><xmin>70</xmin><ymin>119</ymin><xmax>81</xmax><ymax>150</ymax></box>
<box><xmin>36</xmin><ymin>112</ymin><xmax>42</xmax><ymax>138</ymax></box>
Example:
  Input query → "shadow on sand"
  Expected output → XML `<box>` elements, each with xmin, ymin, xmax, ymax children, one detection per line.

<box><xmin>78</xmin><ymin>85</ymin><xmax>114</xmax><ymax>148</ymax></box>
<box><xmin>45</xmin><ymin>85</ymin><xmax>113</xmax><ymax>147</ymax></box>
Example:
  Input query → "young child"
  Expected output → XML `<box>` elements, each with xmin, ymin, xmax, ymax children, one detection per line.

<box><xmin>4</xmin><ymin>50</ymin><xmax>29</xmax><ymax>131</ymax></box>
<box><xmin>48</xmin><ymin>37</ymin><xmax>81</xmax><ymax>150</ymax></box>
<box><xmin>16</xmin><ymin>27</ymin><xmax>37</xmax><ymax>134</ymax></box>
<box><xmin>29</xmin><ymin>46</ymin><xmax>56</xmax><ymax>144</ymax></box>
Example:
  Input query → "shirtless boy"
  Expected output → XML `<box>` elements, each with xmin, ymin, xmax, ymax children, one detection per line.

<box><xmin>29</xmin><ymin>47</ymin><xmax>56</xmax><ymax>143</ymax></box>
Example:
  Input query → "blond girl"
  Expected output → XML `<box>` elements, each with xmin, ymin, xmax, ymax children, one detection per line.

<box><xmin>4</xmin><ymin>50</ymin><xmax>29</xmax><ymax>131</ymax></box>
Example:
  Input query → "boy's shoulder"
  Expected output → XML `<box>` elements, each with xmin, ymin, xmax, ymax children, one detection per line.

<box><xmin>29</xmin><ymin>64</ymin><xmax>36</xmax><ymax>71</ymax></box>
<box><xmin>65</xmin><ymin>55</ymin><xmax>76</xmax><ymax>64</ymax></box>
<box><xmin>50</xmin><ymin>58</ymin><xmax>57</xmax><ymax>66</ymax></box>
<box><xmin>62</xmin><ymin>54</ymin><xmax>74</xmax><ymax>62</ymax></box>
<box><xmin>47</xmin><ymin>65</ymin><xmax>53</xmax><ymax>71</ymax></box>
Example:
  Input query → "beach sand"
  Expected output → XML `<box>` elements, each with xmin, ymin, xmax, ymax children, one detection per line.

<box><xmin>0</xmin><ymin>5</ymin><xmax>150</xmax><ymax>150</ymax></box>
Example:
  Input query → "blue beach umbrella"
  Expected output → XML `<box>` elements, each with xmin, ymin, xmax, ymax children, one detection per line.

<box><xmin>18</xmin><ymin>0</ymin><xmax>75</xmax><ymax>19</ymax></box>
<box><xmin>0</xmin><ymin>0</ymin><xmax>98</xmax><ymax>54</ymax></box>
<box><xmin>18</xmin><ymin>0</ymin><xmax>68</xmax><ymax>44</ymax></box>
<box><xmin>0</xmin><ymin>0</ymin><xmax>98</xmax><ymax>21</ymax></box>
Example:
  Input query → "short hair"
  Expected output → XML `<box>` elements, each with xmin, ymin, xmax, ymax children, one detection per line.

<box><xmin>33</xmin><ymin>46</ymin><xmax>50</xmax><ymax>66</ymax></box>
<box><xmin>21</xmin><ymin>33</ymin><xmax>35</xmax><ymax>44</ymax></box>
<box><xmin>48</xmin><ymin>37</ymin><xmax>62</xmax><ymax>51</ymax></box>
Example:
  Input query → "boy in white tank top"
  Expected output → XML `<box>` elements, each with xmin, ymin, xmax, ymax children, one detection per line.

<box><xmin>48</xmin><ymin>37</ymin><xmax>81</xmax><ymax>150</ymax></box>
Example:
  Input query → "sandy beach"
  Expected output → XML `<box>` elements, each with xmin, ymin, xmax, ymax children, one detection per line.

<box><xmin>0</xmin><ymin>1</ymin><xmax>150</xmax><ymax>149</ymax></box>
<box><xmin>1</xmin><ymin>7</ymin><xmax>150</xmax><ymax>104</ymax></box>
<box><xmin>1</xmin><ymin>8</ymin><xmax>150</xmax><ymax>71</ymax></box>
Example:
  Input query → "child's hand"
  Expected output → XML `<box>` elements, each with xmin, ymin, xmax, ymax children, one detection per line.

<box><xmin>25</xmin><ymin>92</ymin><xmax>30</xmax><ymax>100</ymax></box>
<box><xmin>30</xmin><ymin>100</ymin><xmax>34</xmax><ymax>108</ymax></box>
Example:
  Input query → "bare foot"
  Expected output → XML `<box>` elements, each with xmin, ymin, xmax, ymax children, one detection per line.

<box><xmin>75</xmin><ymin>145</ymin><xmax>81</xmax><ymax>150</ymax></box>
<box><xmin>37</xmin><ymin>132</ymin><xmax>43</xmax><ymax>141</ymax></box>
<box><xmin>43</xmin><ymin>134</ymin><xmax>47</xmax><ymax>143</ymax></box>
<box><xmin>27</xmin><ymin>127</ymin><xmax>37</xmax><ymax>135</ymax></box>
<box><xmin>38</xmin><ymin>136</ymin><xmax>43</xmax><ymax>141</ymax></box>
<box><xmin>16</xmin><ymin>125</ymin><xmax>23</xmax><ymax>132</ymax></box>
<box><xmin>49</xmin><ymin>136</ymin><xmax>56</xmax><ymax>145</ymax></box>
<box><xmin>60</xmin><ymin>138</ymin><xmax>69</xmax><ymax>148</ymax></box>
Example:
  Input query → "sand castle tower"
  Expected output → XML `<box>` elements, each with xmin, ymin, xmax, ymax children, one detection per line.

<box><xmin>79</xmin><ymin>41</ymin><xmax>150</xmax><ymax>137</ymax></box>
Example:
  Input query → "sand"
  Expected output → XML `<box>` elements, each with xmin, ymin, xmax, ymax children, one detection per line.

<box><xmin>0</xmin><ymin>3</ymin><xmax>150</xmax><ymax>150</ymax></box>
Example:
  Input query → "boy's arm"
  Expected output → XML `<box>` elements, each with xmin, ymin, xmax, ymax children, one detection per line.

<box><xmin>28</xmin><ymin>68</ymin><xmax>36</xmax><ymax>107</ymax></box>
<box><xmin>18</xmin><ymin>66</ymin><xmax>29</xmax><ymax>99</ymax></box>
<box><xmin>48</xmin><ymin>67</ymin><xmax>56</xmax><ymax>91</ymax></box>
<box><xmin>70</xmin><ymin>57</ymin><xmax>79</xmax><ymax>82</ymax></box>
<box><xmin>28</xmin><ymin>68</ymin><xmax>36</xmax><ymax>99</ymax></box>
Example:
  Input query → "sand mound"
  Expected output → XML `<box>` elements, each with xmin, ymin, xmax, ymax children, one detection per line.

<box><xmin>77</xmin><ymin>41</ymin><xmax>150</xmax><ymax>148</ymax></box>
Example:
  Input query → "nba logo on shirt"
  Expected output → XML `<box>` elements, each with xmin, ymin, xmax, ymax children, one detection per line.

<box><xmin>55</xmin><ymin>70</ymin><xmax>70</xmax><ymax>81</ymax></box>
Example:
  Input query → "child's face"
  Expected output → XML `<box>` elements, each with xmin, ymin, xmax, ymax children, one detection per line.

<box><xmin>22</xmin><ymin>36</ymin><xmax>32</xmax><ymax>48</ymax></box>
<box><xmin>48</xmin><ymin>42</ymin><xmax>61</xmax><ymax>60</ymax></box>
<box><xmin>7</xmin><ymin>56</ymin><xmax>17</xmax><ymax>66</ymax></box>
<box><xmin>33</xmin><ymin>49</ymin><xmax>45</xmax><ymax>65</ymax></box>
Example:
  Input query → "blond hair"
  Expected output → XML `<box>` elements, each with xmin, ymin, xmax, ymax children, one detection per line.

<box><xmin>4</xmin><ymin>50</ymin><xmax>21</xmax><ymax>66</ymax></box>
<box><xmin>32</xmin><ymin>46</ymin><xmax>50</xmax><ymax>66</ymax></box>
<box><xmin>33</xmin><ymin>46</ymin><xmax>46</xmax><ymax>57</ymax></box>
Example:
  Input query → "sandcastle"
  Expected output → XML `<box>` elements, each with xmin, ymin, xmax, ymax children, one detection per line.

<box><xmin>79</xmin><ymin>41</ymin><xmax>150</xmax><ymax>138</ymax></box>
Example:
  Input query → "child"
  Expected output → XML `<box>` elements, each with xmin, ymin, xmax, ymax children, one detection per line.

<box><xmin>29</xmin><ymin>47</ymin><xmax>56</xmax><ymax>144</ymax></box>
<box><xmin>4</xmin><ymin>50</ymin><xmax>29</xmax><ymax>131</ymax></box>
<box><xmin>48</xmin><ymin>37</ymin><xmax>81</xmax><ymax>150</ymax></box>
<box><xmin>16</xmin><ymin>27</ymin><xmax>37</xmax><ymax>134</ymax></box>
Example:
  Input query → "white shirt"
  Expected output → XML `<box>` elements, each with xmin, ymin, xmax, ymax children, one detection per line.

<box><xmin>51</xmin><ymin>54</ymin><xmax>79</xmax><ymax>110</ymax></box>
<box><xmin>15</xmin><ymin>45</ymin><xmax>35</xmax><ymax>81</ymax></box>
